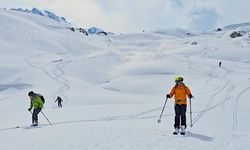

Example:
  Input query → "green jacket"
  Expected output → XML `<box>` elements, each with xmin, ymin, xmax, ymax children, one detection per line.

<box><xmin>29</xmin><ymin>95</ymin><xmax>43</xmax><ymax>109</ymax></box>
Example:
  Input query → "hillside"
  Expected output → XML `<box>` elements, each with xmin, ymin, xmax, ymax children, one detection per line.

<box><xmin>0</xmin><ymin>8</ymin><xmax>250</xmax><ymax>150</ymax></box>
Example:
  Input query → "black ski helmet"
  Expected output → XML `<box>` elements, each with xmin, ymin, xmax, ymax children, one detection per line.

<box><xmin>28</xmin><ymin>91</ymin><xmax>35</xmax><ymax>97</ymax></box>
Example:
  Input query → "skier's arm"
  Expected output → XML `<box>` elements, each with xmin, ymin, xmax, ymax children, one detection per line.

<box><xmin>168</xmin><ymin>87</ymin><xmax>176</xmax><ymax>98</ymax></box>
<box><xmin>185</xmin><ymin>87</ymin><xmax>193</xmax><ymax>99</ymax></box>
<box><xmin>28</xmin><ymin>100</ymin><xmax>33</xmax><ymax>110</ymax></box>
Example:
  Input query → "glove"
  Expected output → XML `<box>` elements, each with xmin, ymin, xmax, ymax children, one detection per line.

<box><xmin>189</xmin><ymin>94</ymin><xmax>193</xmax><ymax>99</ymax></box>
<box><xmin>28</xmin><ymin>108</ymin><xmax>32</xmax><ymax>111</ymax></box>
<box><xmin>166</xmin><ymin>94</ymin><xmax>171</xmax><ymax>98</ymax></box>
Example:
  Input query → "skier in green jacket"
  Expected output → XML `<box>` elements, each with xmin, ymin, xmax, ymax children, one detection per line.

<box><xmin>28</xmin><ymin>91</ymin><xmax>43</xmax><ymax>126</ymax></box>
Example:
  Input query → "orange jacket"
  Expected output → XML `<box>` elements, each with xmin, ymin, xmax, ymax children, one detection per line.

<box><xmin>169</xmin><ymin>83</ymin><xmax>191</xmax><ymax>104</ymax></box>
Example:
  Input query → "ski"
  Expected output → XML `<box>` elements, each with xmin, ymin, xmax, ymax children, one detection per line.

<box><xmin>24</xmin><ymin>125</ymin><xmax>41</xmax><ymax>129</ymax></box>
<box><xmin>13</xmin><ymin>124</ymin><xmax>42</xmax><ymax>129</ymax></box>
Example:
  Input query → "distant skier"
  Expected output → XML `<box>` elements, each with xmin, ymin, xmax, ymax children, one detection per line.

<box><xmin>166</xmin><ymin>76</ymin><xmax>193</xmax><ymax>135</ymax></box>
<box><xmin>219</xmin><ymin>61</ymin><xmax>222</xmax><ymax>67</ymax></box>
<box><xmin>28</xmin><ymin>91</ymin><xmax>44</xmax><ymax>126</ymax></box>
<box><xmin>55</xmin><ymin>96</ymin><xmax>63</xmax><ymax>107</ymax></box>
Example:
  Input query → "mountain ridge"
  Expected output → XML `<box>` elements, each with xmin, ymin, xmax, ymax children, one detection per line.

<box><xmin>10</xmin><ymin>7</ymin><xmax>70</xmax><ymax>24</ymax></box>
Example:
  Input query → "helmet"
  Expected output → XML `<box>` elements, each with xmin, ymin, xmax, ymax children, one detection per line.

<box><xmin>175</xmin><ymin>76</ymin><xmax>183</xmax><ymax>82</ymax></box>
<box><xmin>28</xmin><ymin>91</ymin><xmax>35</xmax><ymax>97</ymax></box>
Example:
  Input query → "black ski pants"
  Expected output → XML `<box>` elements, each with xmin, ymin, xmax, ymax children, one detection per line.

<box><xmin>32</xmin><ymin>108</ymin><xmax>42</xmax><ymax>123</ymax></box>
<box><xmin>58</xmin><ymin>101</ymin><xmax>62</xmax><ymax>107</ymax></box>
<box><xmin>174</xmin><ymin>104</ymin><xmax>187</xmax><ymax>129</ymax></box>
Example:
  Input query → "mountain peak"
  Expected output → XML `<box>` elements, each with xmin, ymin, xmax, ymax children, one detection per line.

<box><xmin>10</xmin><ymin>7</ymin><xmax>70</xmax><ymax>24</ymax></box>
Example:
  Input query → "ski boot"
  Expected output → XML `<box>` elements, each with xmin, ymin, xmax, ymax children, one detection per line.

<box><xmin>180</xmin><ymin>125</ymin><xmax>185</xmax><ymax>135</ymax></box>
<box><xmin>31</xmin><ymin>121</ymin><xmax>38</xmax><ymax>127</ymax></box>
<box><xmin>173</xmin><ymin>128</ymin><xmax>179</xmax><ymax>135</ymax></box>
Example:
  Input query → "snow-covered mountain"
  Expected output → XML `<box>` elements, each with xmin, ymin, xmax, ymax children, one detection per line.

<box><xmin>1</xmin><ymin>8</ymin><xmax>250</xmax><ymax>150</ymax></box>
<box><xmin>10</xmin><ymin>7</ymin><xmax>111</xmax><ymax>36</ymax></box>
<box><xmin>10</xmin><ymin>7</ymin><xmax>70</xmax><ymax>24</ymax></box>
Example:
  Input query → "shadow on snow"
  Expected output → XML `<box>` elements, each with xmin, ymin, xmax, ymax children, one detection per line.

<box><xmin>185</xmin><ymin>131</ymin><xmax>213</xmax><ymax>142</ymax></box>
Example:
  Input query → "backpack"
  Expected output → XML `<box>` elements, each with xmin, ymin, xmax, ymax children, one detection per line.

<box><xmin>38</xmin><ymin>94</ymin><xmax>45</xmax><ymax>104</ymax></box>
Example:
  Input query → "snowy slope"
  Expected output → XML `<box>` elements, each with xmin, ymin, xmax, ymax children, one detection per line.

<box><xmin>1</xmin><ymin>8</ymin><xmax>250</xmax><ymax>150</ymax></box>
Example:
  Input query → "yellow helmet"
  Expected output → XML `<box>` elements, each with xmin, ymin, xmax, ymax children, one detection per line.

<box><xmin>175</xmin><ymin>76</ymin><xmax>183</xmax><ymax>82</ymax></box>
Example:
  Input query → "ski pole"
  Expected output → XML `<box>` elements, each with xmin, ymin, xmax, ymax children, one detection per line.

<box><xmin>189</xmin><ymin>98</ymin><xmax>193</xmax><ymax>127</ymax></box>
<box><xmin>157</xmin><ymin>98</ymin><xmax>168</xmax><ymax>123</ymax></box>
<box><xmin>41</xmin><ymin>111</ymin><xmax>52</xmax><ymax>125</ymax></box>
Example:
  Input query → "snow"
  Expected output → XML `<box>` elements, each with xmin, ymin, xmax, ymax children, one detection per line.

<box><xmin>1</xmin><ymin>8</ymin><xmax>250</xmax><ymax>150</ymax></box>
<box><xmin>10</xmin><ymin>7</ymin><xmax>70</xmax><ymax>24</ymax></box>
<box><xmin>224</xmin><ymin>22</ymin><xmax>250</xmax><ymax>30</ymax></box>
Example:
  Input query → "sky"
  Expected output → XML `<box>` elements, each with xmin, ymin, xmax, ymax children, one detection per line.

<box><xmin>0</xmin><ymin>0</ymin><xmax>249</xmax><ymax>33</ymax></box>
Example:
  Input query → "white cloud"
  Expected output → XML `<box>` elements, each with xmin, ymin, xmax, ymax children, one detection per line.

<box><xmin>189</xmin><ymin>7</ymin><xmax>221</xmax><ymax>30</ymax></box>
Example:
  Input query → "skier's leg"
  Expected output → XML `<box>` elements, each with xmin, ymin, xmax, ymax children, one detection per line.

<box><xmin>32</xmin><ymin>111</ymin><xmax>37</xmax><ymax>125</ymax></box>
<box><xmin>32</xmin><ymin>108</ymin><xmax>41</xmax><ymax>125</ymax></box>
<box><xmin>174</xmin><ymin>104</ymin><xmax>181</xmax><ymax>129</ymax></box>
<box><xmin>180</xmin><ymin>104</ymin><xmax>187</xmax><ymax>128</ymax></box>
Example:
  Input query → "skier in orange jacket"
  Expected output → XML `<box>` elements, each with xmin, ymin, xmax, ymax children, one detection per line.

<box><xmin>167</xmin><ymin>76</ymin><xmax>193</xmax><ymax>135</ymax></box>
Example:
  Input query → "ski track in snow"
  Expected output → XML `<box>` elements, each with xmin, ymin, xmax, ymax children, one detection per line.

<box><xmin>191</xmin><ymin>66</ymin><xmax>231</xmax><ymax>125</ymax></box>
<box><xmin>186</xmin><ymin>44</ymin><xmax>250</xmax><ymax>130</ymax></box>
<box><xmin>24</xmin><ymin>50</ymin><xmax>71</xmax><ymax>104</ymax></box>
<box><xmin>232</xmin><ymin>85</ymin><xmax>250</xmax><ymax>130</ymax></box>
<box><xmin>221</xmin><ymin>63</ymin><xmax>250</xmax><ymax>130</ymax></box>
<box><xmin>178</xmin><ymin>45</ymin><xmax>237</xmax><ymax>127</ymax></box>
<box><xmin>51</xmin><ymin>52</ymin><xmax>72</xmax><ymax>102</ymax></box>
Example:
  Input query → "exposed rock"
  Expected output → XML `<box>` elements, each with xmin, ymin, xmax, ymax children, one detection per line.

<box><xmin>230</xmin><ymin>31</ymin><xmax>242</xmax><ymax>38</ymax></box>
<box><xmin>76</xmin><ymin>28</ymin><xmax>88</xmax><ymax>36</ymax></box>
<box><xmin>69</xmin><ymin>27</ymin><xmax>75</xmax><ymax>32</ymax></box>
<box><xmin>216</xmin><ymin>28</ymin><xmax>222</xmax><ymax>31</ymax></box>
<box><xmin>191</xmin><ymin>41</ymin><xmax>198</xmax><ymax>45</ymax></box>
